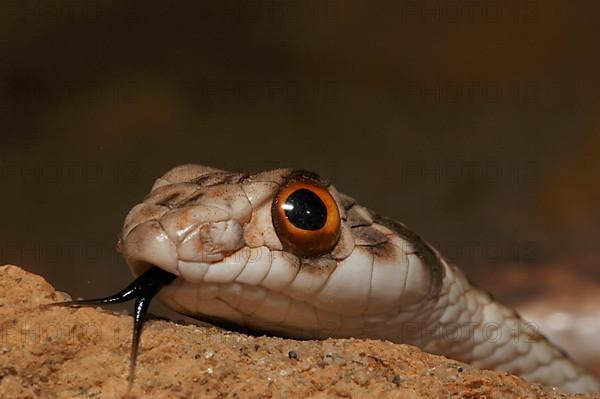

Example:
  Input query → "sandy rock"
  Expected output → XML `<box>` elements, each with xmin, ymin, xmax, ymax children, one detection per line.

<box><xmin>0</xmin><ymin>265</ymin><xmax>596</xmax><ymax>398</ymax></box>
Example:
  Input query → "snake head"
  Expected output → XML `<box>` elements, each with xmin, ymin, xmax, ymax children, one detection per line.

<box><xmin>119</xmin><ymin>164</ymin><xmax>355</xmax><ymax>283</ymax></box>
<box><xmin>117</xmin><ymin>164</ymin><xmax>439</xmax><ymax>339</ymax></box>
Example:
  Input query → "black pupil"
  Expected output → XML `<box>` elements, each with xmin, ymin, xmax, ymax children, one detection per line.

<box><xmin>283</xmin><ymin>188</ymin><xmax>327</xmax><ymax>230</ymax></box>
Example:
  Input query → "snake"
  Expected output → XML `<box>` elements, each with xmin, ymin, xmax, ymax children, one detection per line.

<box><xmin>55</xmin><ymin>164</ymin><xmax>600</xmax><ymax>393</ymax></box>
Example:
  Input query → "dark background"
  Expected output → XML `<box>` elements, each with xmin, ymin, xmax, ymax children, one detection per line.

<box><xmin>1</xmin><ymin>0</ymin><xmax>599</xmax><ymax>369</ymax></box>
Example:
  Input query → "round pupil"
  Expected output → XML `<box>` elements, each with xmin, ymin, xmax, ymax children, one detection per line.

<box><xmin>282</xmin><ymin>188</ymin><xmax>327</xmax><ymax>231</ymax></box>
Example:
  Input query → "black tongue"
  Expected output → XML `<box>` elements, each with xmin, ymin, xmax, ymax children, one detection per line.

<box><xmin>51</xmin><ymin>266</ymin><xmax>177</xmax><ymax>386</ymax></box>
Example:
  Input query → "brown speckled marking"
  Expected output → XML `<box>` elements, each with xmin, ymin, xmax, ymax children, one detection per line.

<box><xmin>368</xmin><ymin>238</ymin><xmax>399</xmax><ymax>261</ymax></box>
<box><xmin>300</xmin><ymin>256</ymin><xmax>337</xmax><ymax>275</ymax></box>
<box><xmin>353</xmin><ymin>226</ymin><xmax>389</xmax><ymax>247</ymax></box>
<box><xmin>191</xmin><ymin>172</ymin><xmax>245</xmax><ymax>187</ymax></box>
<box><xmin>181</xmin><ymin>191</ymin><xmax>204</xmax><ymax>205</ymax></box>
<box><xmin>373</xmin><ymin>215</ymin><xmax>445</xmax><ymax>300</ymax></box>
<box><xmin>147</xmin><ymin>189</ymin><xmax>177</xmax><ymax>205</ymax></box>
<box><xmin>287</xmin><ymin>169</ymin><xmax>325</xmax><ymax>185</ymax></box>
<box><xmin>346</xmin><ymin>207</ymin><xmax>372</xmax><ymax>227</ymax></box>
<box><xmin>154</xmin><ymin>192</ymin><xmax>181</xmax><ymax>207</ymax></box>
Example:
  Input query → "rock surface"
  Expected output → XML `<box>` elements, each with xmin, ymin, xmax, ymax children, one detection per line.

<box><xmin>0</xmin><ymin>265</ymin><xmax>597</xmax><ymax>398</ymax></box>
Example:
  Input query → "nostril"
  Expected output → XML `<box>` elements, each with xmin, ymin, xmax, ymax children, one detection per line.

<box><xmin>219</xmin><ymin>220</ymin><xmax>244</xmax><ymax>252</ymax></box>
<box><xmin>178</xmin><ymin>220</ymin><xmax>244</xmax><ymax>263</ymax></box>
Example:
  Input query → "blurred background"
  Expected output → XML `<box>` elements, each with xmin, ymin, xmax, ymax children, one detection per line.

<box><xmin>1</xmin><ymin>0</ymin><xmax>599</xmax><ymax>372</ymax></box>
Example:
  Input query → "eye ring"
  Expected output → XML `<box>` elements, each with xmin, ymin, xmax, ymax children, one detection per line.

<box><xmin>271</xmin><ymin>177</ymin><xmax>341</xmax><ymax>258</ymax></box>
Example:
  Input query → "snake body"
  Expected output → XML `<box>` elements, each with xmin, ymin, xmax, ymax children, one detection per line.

<box><xmin>116</xmin><ymin>164</ymin><xmax>599</xmax><ymax>393</ymax></box>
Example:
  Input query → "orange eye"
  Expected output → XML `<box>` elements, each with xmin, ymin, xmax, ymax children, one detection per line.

<box><xmin>272</xmin><ymin>178</ymin><xmax>341</xmax><ymax>258</ymax></box>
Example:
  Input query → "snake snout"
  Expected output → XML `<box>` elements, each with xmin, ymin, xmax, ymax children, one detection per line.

<box><xmin>121</xmin><ymin>205</ymin><xmax>246</xmax><ymax>280</ymax></box>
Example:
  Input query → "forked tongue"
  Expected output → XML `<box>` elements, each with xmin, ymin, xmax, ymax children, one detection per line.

<box><xmin>51</xmin><ymin>266</ymin><xmax>176</xmax><ymax>387</ymax></box>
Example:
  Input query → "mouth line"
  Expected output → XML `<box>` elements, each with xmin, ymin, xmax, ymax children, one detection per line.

<box><xmin>50</xmin><ymin>266</ymin><xmax>177</xmax><ymax>387</ymax></box>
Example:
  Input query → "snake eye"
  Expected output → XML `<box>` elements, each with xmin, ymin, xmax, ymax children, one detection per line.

<box><xmin>272</xmin><ymin>177</ymin><xmax>341</xmax><ymax>258</ymax></box>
